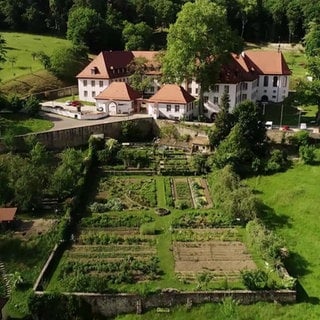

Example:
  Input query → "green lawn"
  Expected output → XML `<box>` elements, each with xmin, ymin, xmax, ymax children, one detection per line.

<box><xmin>155</xmin><ymin>176</ymin><xmax>167</xmax><ymax>207</ymax></box>
<box><xmin>117</xmin><ymin>162</ymin><xmax>320</xmax><ymax>319</ymax></box>
<box><xmin>1</xmin><ymin>32</ymin><xmax>71</xmax><ymax>83</ymax></box>
<box><xmin>0</xmin><ymin>113</ymin><xmax>53</xmax><ymax>136</ymax></box>
<box><xmin>263</xmin><ymin>103</ymin><xmax>317</xmax><ymax>126</ymax></box>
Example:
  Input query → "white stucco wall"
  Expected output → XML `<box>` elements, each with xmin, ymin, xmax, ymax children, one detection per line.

<box><xmin>95</xmin><ymin>100</ymin><xmax>133</xmax><ymax>115</ymax></box>
<box><xmin>148</xmin><ymin>102</ymin><xmax>194</xmax><ymax>120</ymax></box>
<box><xmin>78</xmin><ymin>79</ymin><xmax>110</xmax><ymax>102</ymax></box>
<box><xmin>257</xmin><ymin>75</ymin><xmax>289</xmax><ymax>102</ymax></box>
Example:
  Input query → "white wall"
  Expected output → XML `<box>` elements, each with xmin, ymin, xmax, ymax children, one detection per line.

<box><xmin>257</xmin><ymin>75</ymin><xmax>289</xmax><ymax>102</ymax></box>
<box><xmin>78</xmin><ymin>79</ymin><xmax>110</xmax><ymax>102</ymax></box>
<box><xmin>95</xmin><ymin>99</ymin><xmax>133</xmax><ymax>115</ymax></box>
<box><xmin>148</xmin><ymin>102</ymin><xmax>194</xmax><ymax>120</ymax></box>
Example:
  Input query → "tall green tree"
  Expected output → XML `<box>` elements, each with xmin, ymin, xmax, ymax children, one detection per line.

<box><xmin>128</xmin><ymin>57</ymin><xmax>153</xmax><ymax>95</ymax></box>
<box><xmin>161</xmin><ymin>0</ymin><xmax>243</xmax><ymax>114</ymax></box>
<box><xmin>49</xmin><ymin>45</ymin><xmax>88</xmax><ymax>81</ymax></box>
<box><xmin>0</xmin><ymin>34</ymin><xmax>6</xmax><ymax>64</ymax></box>
<box><xmin>122</xmin><ymin>21</ymin><xmax>153</xmax><ymax>50</ymax></box>
<box><xmin>67</xmin><ymin>7</ymin><xmax>108</xmax><ymax>52</ymax></box>
<box><xmin>208</xmin><ymin>89</ymin><xmax>234</xmax><ymax>147</ymax></box>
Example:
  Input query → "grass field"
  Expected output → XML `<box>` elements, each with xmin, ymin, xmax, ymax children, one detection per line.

<box><xmin>0</xmin><ymin>113</ymin><xmax>53</xmax><ymax>136</ymax></box>
<box><xmin>116</xmin><ymin>161</ymin><xmax>320</xmax><ymax>319</ymax></box>
<box><xmin>1</xmin><ymin>32</ymin><xmax>70</xmax><ymax>83</ymax></box>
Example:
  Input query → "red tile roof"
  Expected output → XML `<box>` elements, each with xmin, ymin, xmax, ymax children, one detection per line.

<box><xmin>95</xmin><ymin>82</ymin><xmax>141</xmax><ymax>101</ymax></box>
<box><xmin>0</xmin><ymin>207</ymin><xmax>17</xmax><ymax>222</ymax></box>
<box><xmin>244</xmin><ymin>50</ymin><xmax>291</xmax><ymax>75</ymax></box>
<box><xmin>148</xmin><ymin>84</ymin><xmax>195</xmax><ymax>104</ymax></box>
<box><xmin>77</xmin><ymin>51</ymin><xmax>160</xmax><ymax>79</ymax></box>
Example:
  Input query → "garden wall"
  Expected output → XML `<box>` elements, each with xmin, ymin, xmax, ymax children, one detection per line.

<box><xmin>34</xmin><ymin>290</ymin><xmax>296</xmax><ymax>318</ymax></box>
<box><xmin>0</xmin><ymin>118</ymin><xmax>155</xmax><ymax>151</ymax></box>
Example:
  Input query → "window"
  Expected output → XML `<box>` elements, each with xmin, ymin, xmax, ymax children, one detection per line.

<box><xmin>99</xmin><ymin>81</ymin><xmax>103</xmax><ymax>87</ymax></box>
<box><xmin>188</xmin><ymin>88</ymin><xmax>192</xmax><ymax>93</ymax></box>
<box><xmin>273</xmin><ymin>90</ymin><xmax>276</xmax><ymax>93</ymax></box>
<box><xmin>282</xmin><ymin>76</ymin><xmax>287</xmax><ymax>87</ymax></box>
<box><xmin>92</xmin><ymin>91</ymin><xmax>96</xmax><ymax>97</ymax></box>
<box><xmin>213</xmin><ymin>97</ymin><xmax>218</xmax><ymax>104</ymax></box>
<box><xmin>83</xmin><ymin>80</ymin><xmax>87</xmax><ymax>86</ymax></box>
<box><xmin>263</xmin><ymin>76</ymin><xmax>268</xmax><ymax>87</ymax></box>
<box><xmin>224</xmin><ymin>85</ymin><xmax>229</xmax><ymax>93</ymax></box>
<box><xmin>213</xmin><ymin>85</ymin><xmax>219</xmax><ymax>93</ymax></box>
<box><xmin>257</xmin><ymin>77</ymin><xmax>260</xmax><ymax>86</ymax></box>
<box><xmin>166</xmin><ymin>104</ymin><xmax>171</xmax><ymax>112</ymax></box>
<box><xmin>241</xmin><ymin>82</ymin><xmax>248</xmax><ymax>90</ymax></box>
<box><xmin>272</xmin><ymin>95</ymin><xmax>276</xmax><ymax>99</ymax></box>
<box><xmin>204</xmin><ymin>96</ymin><xmax>209</xmax><ymax>103</ymax></box>
<box><xmin>273</xmin><ymin>76</ymin><xmax>278</xmax><ymax>87</ymax></box>
<box><xmin>91</xmin><ymin>80</ymin><xmax>95</xmax><ymax>87</ymax></box>
<box><xmin>241</xmin><ymin>93</ymin><xmax>247</xmax><ymax>101</ymax></box>
<box><xmin>84</xmin><ymin>91</ymin><xmax>88</xmax><ymax>97</ymax></box>
<box><xmin>149</xmin><ymin>86</ymin><xmax>154</xmax><ymax>93</ymax></box>
<box><xmin>195</xmin><ymin>88</ymin><xmax>199</xmax><ymax>94</ymax></box>
<box><xmin>175</xmin><ymin>105</ymin><xmax>180</xmax><ymax>112</ymax></box>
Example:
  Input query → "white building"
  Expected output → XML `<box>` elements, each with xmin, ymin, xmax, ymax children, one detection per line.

<box><xmin>77</xmin><ymin>50</ymin><xmax>291</xmax><ymax>121</ymax></box>
<box><xmin>147</xmin><ymin>84</ymin><xmax>195</xmax><ymax>120</ymax></box>
<box><xmin>95</xmin><ymin>82</ymin><xmax>141</xmax><ymax>116</ymax></box>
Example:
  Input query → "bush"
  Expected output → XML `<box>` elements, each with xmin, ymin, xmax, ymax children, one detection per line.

<box><xmin>265</xmin><ymin>149</ymin><xmax>288</xmax><ymax>173</ymax></box>
<box><xmin>241</xmin><ymin>269</ymin><xmax>269</xmax><ymax>290</ymax></box>
<box><xmin>140</xmin><ymin>223</ymin><xmax>160</xmax><ymax>235</ymax></box>
<box><xmin>299</xmin><ymin>145</ymin><xmax>316</xmax><ymax>164</ymax></box>
<box><xmin>288</xmin><ymin>130</ymin><xmax>310</xmax><ymax>146</ymax></box>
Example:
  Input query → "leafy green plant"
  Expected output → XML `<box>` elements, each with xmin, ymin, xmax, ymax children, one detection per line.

<box><xmin>241</xmin><ymin>269</ymin><xmax>269</xmax><ymax>290</ymax></box>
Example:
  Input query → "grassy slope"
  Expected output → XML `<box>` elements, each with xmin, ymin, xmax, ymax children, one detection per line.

<box><xmin>117</xmin><ymin>162</ymin><xmax>320</xmax><ymax>319</ymax></box>
<box><xmin>1</xmin><ymin>32</ymin><xmax>70</xmax><ymax>82</ymax></box>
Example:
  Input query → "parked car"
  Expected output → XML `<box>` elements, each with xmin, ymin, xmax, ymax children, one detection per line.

<box><xmin>65</xmin><ymin>100</ymin><xmax>82</xmax><ymax>107</ymax></box>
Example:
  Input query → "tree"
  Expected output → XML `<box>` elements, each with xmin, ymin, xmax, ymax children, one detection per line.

<box><xmin>67</xmin><ymin>7</ymin><xmax>108</xmax><ymax>52</ymax></box>
<box><xmin>49</xmin><ymin>45</ymin><xmax>88</xmax><ymax>81</ymax></box>
<box><xmin>208</xmin><ymin>89</ymin><xmax>234</xmax><ymax>147</ymax></box>
<box><xmin>304</xmin><ymin>20</ymin><xmax>320</xmax><ymax>57</ymax></box>
<box><xmin>0</xmin><ymin>34</ymin><xmax>6</xmax><ymax>65</ymax></box>
<box><xmin>161</xmin><ymin>0</ymin><xmax>243</xmax><ymax>114</ymax></box>
<box><xmin>22</xmin><ymin>95</ymin><xmax>41</xmax><ymax>116</ymax></box>
<box><xmin>150</xmin><ymin>0</ymin><xmax>177</xmax><ymax>29</ymax></box>
<box><xmin>122</xmin><ymin>21</ymin><xmax>153</xmax><ymax>50</ymax></box>
<box><xmin>237</xmin><ymin>0</ymin><xmax>256</xmax><ymax>38</ymax></box>
<box><xmin>128</xmin><ymin>57</ymin><xmax>153</xmax><ymax>95</ymax></box>
<box><xmin>191</xmin><ymin>154</ymin><xmax>209</xmax><ymax>174</ymax></box>
<box><xmin>232</xmin><ymin>100</ymin><xmax>267</xmax><ymax>158</ymax></box>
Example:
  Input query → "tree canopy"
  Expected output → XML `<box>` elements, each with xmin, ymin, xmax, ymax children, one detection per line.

<box><xmin>161</xmin><ymin>0</ymin><xmax>243</xmax><ymax>112</ymax></box>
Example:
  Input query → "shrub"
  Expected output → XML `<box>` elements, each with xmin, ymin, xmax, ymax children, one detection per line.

<box><xmin>288</xmin><ymin>130</ymin><xmax>310</xmax><ymax>146</ymax></box>
<box><xmin>241</xmin><ymin>269</ymin><xmax>268</xmax><ymax>290</ymax></box>
<box><xmin>299</xmin><ymin>145</ymin><xmax>316</xmax><ymax>164</ymax></box>
<box><xmin>140</xmin><ymin>223</ymin><xmax>160</xmax><ymax>235</ymax></box>
<box><xmin>265</xmin><ymin>149</ymin><xmax>288</xmax><ymax>173</ymax></box>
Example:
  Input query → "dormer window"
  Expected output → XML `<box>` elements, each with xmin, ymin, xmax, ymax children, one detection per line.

<box><xmin>91</xmin><ymin>67</ymin><xmax>98</xmax><ymax>75</ymax></box>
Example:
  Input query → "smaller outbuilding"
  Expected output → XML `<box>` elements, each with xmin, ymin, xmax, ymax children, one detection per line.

<box><xmin>0</xmin><ymin>207</ymin><xmax>17</xmax><ymax>229</ymax></box>
<box><xmin>95</xmin><ymin>82</ymin><xmax>142</xmax><ymax>116</ymax></box>
<box><xmin>147</xmin><ymin>84</ymin><xmax>196</xmax><ymax>120</ymax></box>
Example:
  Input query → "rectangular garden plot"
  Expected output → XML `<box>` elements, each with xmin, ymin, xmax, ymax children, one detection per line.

<box><xmin>173</xmin><ymin>239</ymin><xmax>256</xmax><ymax>281</ymax></box>
<box><xmin>189</xmin><ymin>177</ymin><xmax>212</xmax><ymax>209</ymax></box>
<box><xmin>95</xmin><ymin>176</ymin><xmax>157</xmax><ymax>209</ymax></box>
<box><xmin>53</xmin><ymin>227</ymin><xmax>161</xmax><ymax>293</ymax></box>
<box><xmin>172</xmin><ymin>177</ymin><xmax>193</xmax><ymax>209</ymax></box>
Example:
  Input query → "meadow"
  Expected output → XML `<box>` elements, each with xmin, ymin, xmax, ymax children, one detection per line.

<box><xmin>0</xmin><ymin>32</ymin><xmax>70</xmax><ymax>83</ymax></box>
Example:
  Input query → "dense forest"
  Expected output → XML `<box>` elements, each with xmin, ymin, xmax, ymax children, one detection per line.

<box><xmin>0</xmin><ymin>0</ymin><xmax>317</xmax><ymax>52</ymax></box>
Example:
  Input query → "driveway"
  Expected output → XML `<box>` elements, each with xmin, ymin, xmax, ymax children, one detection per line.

<box><xmin>40</xmin><ymin>111</ymin><xmax>151</xmax><ymax>131</ymax></box>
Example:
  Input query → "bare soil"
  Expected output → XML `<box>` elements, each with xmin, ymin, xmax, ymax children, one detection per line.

<box><xmin>14</xmin><ymin>219</ymin><xmax>57</xmax><ymax>239</ymax></box>
<box><xmin>173</xmin><ymin>240</ymin><xmax>256</xmax><ymax>279</ymax></box>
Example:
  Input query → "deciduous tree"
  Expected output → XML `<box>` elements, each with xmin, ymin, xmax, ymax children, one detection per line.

<box><xmin>162</xmin><ymin>0</ymin><xmax>243</xmax><ymax>114</ymax></box>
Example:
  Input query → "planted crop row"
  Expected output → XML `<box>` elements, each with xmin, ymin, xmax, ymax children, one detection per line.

<box><xmin>174</xmin><ymin>180</ymin><xmax>191</xmax><ymax>199</ymax></box>
<box><xmin>80</xmin><ymin>212</ymin><xmax>154</xmax><ymax>228</ymax></box>
<box><xmin>164</xmin><ymin>177</ymin><xmax>174</xmax><ymax>207</ymax></box>
<box><xmin>172</xmin><ymin>229</ymin><xmax>241</xmax><ymax>242</ymax></box>
<box><xmin>172</xmin><ymin>211</ymin><xmax>232</xmax><ymax>228</ymax></box>
<box><xmin>59</xmin><ymin>256</ymin><xmax>162</xmax><ymax>290</ymax></box>
<box><xmin>78</xmin><ymin>231</ymin><xmax>156</xmax><ymax>246</ymax></box>
<box><xmin>72</xmin><ymin>244</ymin><xmax>154</xmax><ymax>252</ymax></box>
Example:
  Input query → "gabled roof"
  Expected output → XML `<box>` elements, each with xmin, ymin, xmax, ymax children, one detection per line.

<box><xmin>77</xmin><ymin>51</ymin><xmax>160</xmax><ymax>79</ymax></box>
<box><xmin>0</xmin><ymin>207</ymin><xmax>17</xmax><ymax>222</ymax></box>
<box><xmin>95</xmin><ymin>82</ymin><xmax>141</xmax><ymax>101</ymax></box>
<box><xmin>243</xmin><ymin>50</ymin><xmax>292</xmax><ymax>75</ymax></box>
<box><xmin>148</xmin><ymin>84</ymin><xmax>195</xmax><ymax>104</ymax></box>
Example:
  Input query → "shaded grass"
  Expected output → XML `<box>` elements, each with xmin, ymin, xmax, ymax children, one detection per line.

<box><xmin>0</xmin><ymin>113</ymin><xmax>53</xmax><ymax>136</ymax></box>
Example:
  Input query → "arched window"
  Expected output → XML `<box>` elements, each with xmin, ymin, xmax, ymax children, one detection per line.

<box><xmin>263</xmin><ymin>76</ymin><xmax>268</xmax><ymax>87</ymax></box>
<box><xmin>273</xmin><ymin>76</ymin><xmax>278</xmax><ymax>87</ymax></box>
